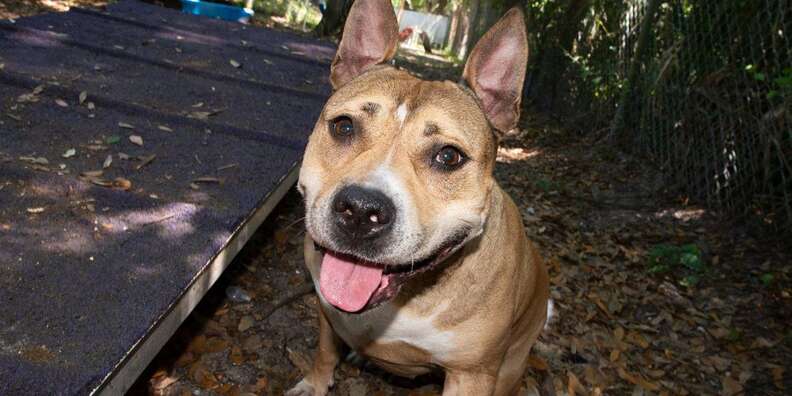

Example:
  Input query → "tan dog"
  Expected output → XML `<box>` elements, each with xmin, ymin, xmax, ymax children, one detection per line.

<box><xmin>288</xmin><ymin>0</ymin><xmax>549</xmax><ymax>394</ymax></box>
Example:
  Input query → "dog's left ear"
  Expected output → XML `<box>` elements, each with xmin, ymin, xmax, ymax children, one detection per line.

<box><xmin>463</xmin><ymin>8</ymin><xmax>528</xmax><ymax>134</ymax></box>
<box><xmin>330</xmin><ymin>0</ymin><xmax>399</xmax><ymax>89</ymax></box>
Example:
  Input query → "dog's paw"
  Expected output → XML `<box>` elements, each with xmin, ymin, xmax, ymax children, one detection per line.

<box><xmin>285</xmin><ymin>378</ymin><xmax>328</xmax><ymax>396</ymax></box>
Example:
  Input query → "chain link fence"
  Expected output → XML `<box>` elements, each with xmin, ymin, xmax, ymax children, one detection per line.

<box><xmin>613</xmin><ymin>0</ymin><xmax>791</xmax><ymax>232</ymax></box>
<box><xmin>524</xmin><ymin>0</ymin><xmax>790</xmax><ymax>233</ymax></box>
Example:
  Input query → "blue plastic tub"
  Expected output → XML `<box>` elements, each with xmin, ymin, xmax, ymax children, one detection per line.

<box><xmin>180</xmin><ymin>0</ymin><xmax>254</xmax><ymax>23</ymax></box>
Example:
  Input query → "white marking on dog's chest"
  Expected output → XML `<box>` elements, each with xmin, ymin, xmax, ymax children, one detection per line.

<box><xmin>321</xmin><ymin>298</ymin><xmax>455</xmax><ymax>362</ymax></box>
<box><xmin>395</xmin><ymin>103</ymin><xmax>408</xmax><ymax>126</ymax></box>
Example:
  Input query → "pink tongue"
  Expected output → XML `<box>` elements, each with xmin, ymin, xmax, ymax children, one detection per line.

<box><xmin>319</xmin><ymin>251</ymin><xmax>384</xmax><ymax>312</ymax></box>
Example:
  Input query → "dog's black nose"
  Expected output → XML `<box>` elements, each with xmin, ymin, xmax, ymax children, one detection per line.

<box><xmin>332</xmin><ymin>185</ymin><xmax>395</xmax><ymax>239</ymax></box>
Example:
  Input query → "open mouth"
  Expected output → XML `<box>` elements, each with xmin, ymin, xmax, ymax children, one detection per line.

<box><xmin>315</xmin><ymin>232</ymin><xmax>469</xmax><ymax>313</ymax></box>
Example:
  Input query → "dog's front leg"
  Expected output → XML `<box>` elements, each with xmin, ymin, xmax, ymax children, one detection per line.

<box><xmin>286</xmin><ymin>307</ymin><xmax>342</xmax><ymax>396</ymax></box>
<box><xmin>443</xmin><ymin>370</ymin><xmax>498</xmax><ymax>396</ymax></box>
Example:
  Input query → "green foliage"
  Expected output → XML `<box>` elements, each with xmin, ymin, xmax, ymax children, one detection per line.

<box><xmin>234</xmin><ymin>0</ymin><xmax>321</xmax><ymax>29</ymax></box>
<box><xmin>535</xmin><ymin>178</ymin><xmax>558</xmax><ymax>193</ymax></box>
<box><xmin>647</xmin><ymin>243</ymin><xmax>705</xmax><ymax>287</ymax></box>
<box><xmin>759</xmin><ymin>272</ymin><xmax>775</xmax><ymax>286</ymax></box>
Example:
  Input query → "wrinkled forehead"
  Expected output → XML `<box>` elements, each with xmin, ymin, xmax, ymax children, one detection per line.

<box><xmin>323</xmin><ymin>67</ymin><xmax>493</xmax><ymax>147</ymax></box>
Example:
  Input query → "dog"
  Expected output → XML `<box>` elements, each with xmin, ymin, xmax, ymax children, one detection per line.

<box><xmin>288</xmin><ymin>0</ymin><xmax>549</xmax><ymax>394</ymax></box>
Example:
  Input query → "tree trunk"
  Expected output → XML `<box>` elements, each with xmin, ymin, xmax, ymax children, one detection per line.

<box><xmin>452</xmin><ymin>0</ymin><xmax>480</xmax><ymax>61</ymax></box>
<box><xmin>527</xmin><ymin>0</ymin><xmax>592</xmax><ymax>113</ymax></box>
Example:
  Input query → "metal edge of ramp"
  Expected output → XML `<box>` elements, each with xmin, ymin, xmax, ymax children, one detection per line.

<box><xmin>92</xmin><ymin>162</ymin><xmax>301</xmax><ymax>395</ymax></box>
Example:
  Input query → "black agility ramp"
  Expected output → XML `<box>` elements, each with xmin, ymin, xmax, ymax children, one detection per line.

<box><xmin>0</xmin><ymin>1</ymin><xmax>332</xmax><ymax>393</ymax></box>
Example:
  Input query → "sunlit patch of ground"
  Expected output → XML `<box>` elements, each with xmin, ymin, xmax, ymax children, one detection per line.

<box><xmin>0</xmin><ymin>0</ymin><xmax>109</xmax><ymax>19</ymax></box>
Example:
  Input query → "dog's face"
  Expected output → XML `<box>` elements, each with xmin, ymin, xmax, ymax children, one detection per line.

<box><xmin>298</xmin><ymin>0</ymin><xmax>527</xmax><ymax>312</ymax></box>
<box><xmin>300</xmin><ymin>66</ymin><xmax>496</xmax><ymax>266</ymax></box>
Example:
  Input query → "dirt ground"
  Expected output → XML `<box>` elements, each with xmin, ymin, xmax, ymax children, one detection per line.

<box><xmin>5</xmin><ymin>2</ymin><xmax>790</xmax><ymax>395</ymax></box>
<box><xmin>128</xmin><ymin>50</ymin><xmax>790</xmax><ymax>395</ymax></box>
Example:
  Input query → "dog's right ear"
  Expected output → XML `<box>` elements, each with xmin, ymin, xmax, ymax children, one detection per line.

<box><xmin>330</xmin><ymin>0</ymin><xmax>399</xmax><ymax>89</ymax></box>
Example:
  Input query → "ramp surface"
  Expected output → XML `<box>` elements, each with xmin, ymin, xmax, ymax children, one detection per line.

<box><xmin>0</xmin><ymin>1</ymin><xmax>333</xmax><ymax>393</ymax></box>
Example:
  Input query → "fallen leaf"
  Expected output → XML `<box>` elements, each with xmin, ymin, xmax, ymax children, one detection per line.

<box><xmin>62</xmin><ymin>148</ymin><xmax>76</xmax><ymax>158</ymax></box>
<box><xmin>129</xmin><ymin>135</ymin><xmax>143</xmax><ymax>146</ymax></box>
<box><xmin>722</xmin><ymin>376</ymin><xmax>742</xmax><ymax>395</ymax></box>
<box><xmin>274</xmin><ymin>229</ymin><xmax>289</xmax><ymax>253</ymax></box>
<box><xmin>157</xmin><ymin>125</ymin><xmax>173</xmax><ymax>132</ymax></box>
<box><xmin>617</xmin><ymin>367</ymin><xmax>659</xmax><ymax>391</ymax></box>
<box><xmin>55</xmin><ymin>98</ymin><xmax>68</xmax><ymax>107</ymax></box>
<box><xmin>229</xmin><ymin>346</ymin><xmax>244</xmax><ymax>365</ymax></box>
<box><xmin>187</xmin><ymin>335</ymin><xmax>207</xmax><ymax>354</ymax></box>
<box><xmin>772</xmin><ymin>367</ymin><xmax>785</xmax><ymax>390</ymax></box>
<box><xmin>527</xmin><ymin>355</ymin><xmax>549</xmax><ymax>371</ymax></box>
<box><xmin>253</xmin><ymin>377</ymin><xmax>269</xmax><ymax>391</ymax></box>
<box><xmin>26</xmin><ymin>207</ymin><xmax>45</xmax><ymax>214</ymax></box>
<box><xmin>79</xmin><ymin>91</ymin><xmax>87</xmax><ymax>104</ymax></box>
<box><xmin>567</xmin><ymin>371</ymin><xmax>585</xmax><ymax>396</ymax></box>
<box><xmin>118</xmin><ymin>122</ymin><xmax>135</xmax><ymax>129</ymax></box>
<box><xmin>150</xmin><ymin>374</ymin><xmax>179</xmax><ymax>391</ymax></box>
<box><xmin>238</xmin><ymin>316</ymin><xmax>254</xmax><ymax>332</ymax></box>
<box><xmin>229</xmin><ymin>59</ymin><xmax>241</xmax><ymax>68</ymax></box>
<box><xmin>106</xmin><ymin>135</ymin><xmax>120</xmax><ymax>144</ymax></box>
<box><xmin>205</xmin><ymin>337</ymin><xmax>229</xmax><ymax>353</ymax></box>
<box><xmin>87</xmin><ymin>102</ymin><xmax>95</xmax><ymax>110</ymax></box>
<box><xmin>118</xmin><ymin>152</ymin><xmax>130</xmax><ymax>160</ymax></box>
<box><xmin>103</xmin><ymin>155</ymin><xmax>112</xmax><ymax>169</ymax></box>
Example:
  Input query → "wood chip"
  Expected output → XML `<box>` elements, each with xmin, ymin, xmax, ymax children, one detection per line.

<box><xmin>62</xmin><ymin>148</ymin><xmax>76</xmax><ymax>158</ymax></box>
<box><xmin>88</xmin><ymin>178</ymin><xmax>113</xmax><ymax>187</ymax></box>
<box><xmin>229</xmin><ymin>59</ymin><xmax>241</xmax><ymax>68</ymax></box>
<box><xmin>129</xmin><ymin>135</ymin><xmax>143</xmax><ymax>146</ymax></box>
<box><xmin>79</xmin><ymin>91</ymin><xmax>87</xmax><ymax>104</ymax></box>
<box><xmin>193</xmin><ymin>176</ymin><xmax>223</xmax><ymax>184</ymax></box>
<box><xmin>135</xmin><ymin>154</ymin><xmax>156</xmax><ymax>170</ymax></box>
<box><xmin>81</xmin><ymin>170</ymin><xmax>104</xmax><ymax>177</ymax></box>
<box><xmin>118</xmin><ymin>122</ymin><xmax>135</xmax><ymax>129</ymax></box>
<box><xmin>157</xmin><ymin>125</ymin><xmax>173</xmax><ymax>132</ymax></box>
<box><xmin>20</xmin><ymin>156</ymin><xmax>49</xmax><ymax>165</ymax></box>
<box><xmin>103</xmin><ymin>155</ymin><xmax>112</xmax><ymax>169</ymax></box>
<box><xmin>217</xmin><ymin>163</ymin><xmax>238</xmax><ymax>171</ymax></box>
<box><xmin>118</xmin><ymin>152</ymin><xmax>130</xmax><ymax>160</ymax></box>
<box><xmin>55</xmin><ymin>98</ymin><xmax>68</xmax><ymax>107</ymax></box>
<box><xmin>113</xmin><ymin>177</ymin><xmax>132</xmax><ymax>190</ymax></box>
<box><xmin>26</xmin><ymin>207</ymin><xmax>45</xmax><ymax>214</ymax></box>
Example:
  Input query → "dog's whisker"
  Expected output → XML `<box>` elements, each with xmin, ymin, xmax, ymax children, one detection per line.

<box><xmin>284</xmin><ymin>216</ymin><xmax>306</xmax><ymax>230</ymax></box>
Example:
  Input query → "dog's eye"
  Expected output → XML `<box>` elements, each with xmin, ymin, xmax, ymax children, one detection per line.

<box><xmin>330</xmin><ymin>116</ymin><xmax>354</xmax><ymax>138</ymax></box>
<box><xmin>433</xmin><ymin>146</ymin><xmax>466</xmax><ymax>170</ymax></box>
